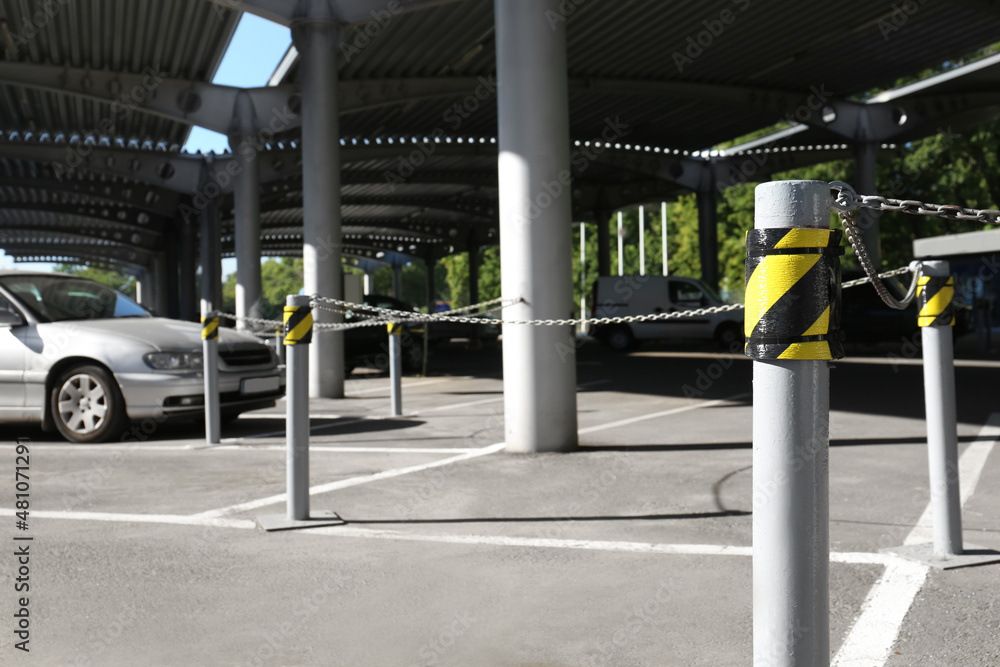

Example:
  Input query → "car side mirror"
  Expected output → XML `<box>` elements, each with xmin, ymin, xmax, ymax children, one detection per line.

<box><xmin>0</xmin><ymin>310</ymin><xmax>25</xmax><ymax>327</ymax></box>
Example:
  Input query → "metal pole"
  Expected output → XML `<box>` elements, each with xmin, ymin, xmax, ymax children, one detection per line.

<box><xmin>853</xmin><ymin>141</ymin><xmax>881</xmax><ymax>269</ymax></box>
<box><xmin>201</xmin><ymin>309</ymin><xmax>221</xmax><ymax>445</ymax></box>
<box><xmin>495</xmin><ymin>0</ymin><xmax>578</xmax><ymax>453</ymax></box>
<box><xmin>661</xmin><ymin>201</ymin><xmax>669</xmax><ymax>276</ymax></box>
<box><xmin>284</xmin><ymin>294</ymin><xmax>312</xmax><ymax>521</ymax></box>
<box><xmin>392</xmin><ymin>264</ymin><xmax>403</xmax><ymax>299</ymax></box>
<box><xmin>918</xmin><ymin>260</ymin><xmax>963</xmax><ymax>557</ymax></box>
<box><xmin>295</xmin><ymin>16</ymin><xmax>345</xmax><ymax>399</ymax></box>
<box><xmin>230</xmin><ymin>123</ymin><xmax>263</xmax><ymax>332</ymax></box>
<box><xmin>697</xmin><ymin>187</ymin><xmax>719</xmax><ymax>289</ymax></box>
<box><xmin>617</xmin><ymin>211</ymin><xmax>624</xmax><ymax>276</ymax></box>
<box><xmin>388</xmin><ymin>323</ymin><xmax>403</xmax><ymax>417</ymax></box>
<box><xmin>580</xmin><ymin>222</ymin><xmax>586</xmax><ymax>331</ymax></box>
<box><xmin>639</xmin><ymin>206</ymin><xmax>645</xmax><ymax>276</ymax></box>
<box><xmin>751</xmin><ymin>180</ymin><xmax>832</xmax><ymax>667</ymax></box>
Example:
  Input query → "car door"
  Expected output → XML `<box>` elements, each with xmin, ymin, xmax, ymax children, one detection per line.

<box><xmin>0</xmin><ymin>293</ymin><xmax>26</xmax><ymax>414</ymax></box>
<box><xmin>661</xmin><ymin>278</ymin><xmax>714</xmax><ymax>339</ymax></box>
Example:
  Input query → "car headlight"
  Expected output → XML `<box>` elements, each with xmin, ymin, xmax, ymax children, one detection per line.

<box><xmin>143</xmin><ymin>351</ymin><xmax>204</xmax><ymax>370</ymax></box>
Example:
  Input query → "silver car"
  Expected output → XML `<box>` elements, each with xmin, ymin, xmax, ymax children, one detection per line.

<box><xmin>0</xmin><ymin>270</ymin><xmax>283</xmax><ymax>443</ymax></box>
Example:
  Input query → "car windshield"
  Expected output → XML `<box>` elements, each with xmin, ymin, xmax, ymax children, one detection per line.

<box><xmin>0</xmin><ymin>275</ymin><xmax>150</xmax><ymax>323</ymax></box>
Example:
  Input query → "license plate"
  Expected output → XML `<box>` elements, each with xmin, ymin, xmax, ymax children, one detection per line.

<box><xmin>241</xmin><ymin>376</ymin><xmax>280</xmax><ymax>395</ymax></box>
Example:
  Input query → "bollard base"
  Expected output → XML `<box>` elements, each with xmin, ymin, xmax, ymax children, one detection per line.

<box><xmin>255</xmin><ymin>510</ymin><xmax>346</xmax><ymax>532</ymax></box>
<box><xmin>881</xmin><ymin>543</ymin><xmax>1000</xmax><ymax>570</ymax></box>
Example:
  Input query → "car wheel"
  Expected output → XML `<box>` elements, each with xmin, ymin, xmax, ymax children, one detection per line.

<box><xmin>50</xmin><ymin>364</ymin><xmax>127</xmax><ymax>443</ymax></box>
<box><xmin>605</xmin><ymin>325</ymin><xmax>636</xmax><ymax>352</ymax></box>
<box><xmin>714</xmin><ymin>322</ymin><xmax>742</xmax><ymax>349</ymax></box>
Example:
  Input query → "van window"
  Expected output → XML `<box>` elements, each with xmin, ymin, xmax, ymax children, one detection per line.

<box><xmin>670</xmin><ymin>281</ymin><xmax>705</xmax><ymax>306</ymax></box>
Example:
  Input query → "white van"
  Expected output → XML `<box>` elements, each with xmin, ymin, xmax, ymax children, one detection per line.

<box><xmin>588</xmin><ymin>275</ymin><xmax>743</xmax><ymax>350</ymax></box>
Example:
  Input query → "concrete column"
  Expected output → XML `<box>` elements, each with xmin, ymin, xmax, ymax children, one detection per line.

<box><xmin>134</xmin><ymin>273</ymin><xmax>145</xmax><ymax>306</ymax></box>
<box><xmin>229</xmin><ymin>129</ymin><xmax>263</xmax><ymax>331</ymax></box>
<box><xmin>199</xmin><ymin>201</ymin><xmax>221</xmax><ymax>314</ymax></box>
<box><xmin>853</xmin><ymin>141</ymin><xmax>881</xmax><ymax>269</ymax></box>
<box><xmin>392</xmin><ymin>264</ymin><xmax>403</xmax><ymax>299</ymax></box>
<box><xmin>697</xmin><ymin>188</ymin><xmax>719</xmax><ymax>289</ymax></box>
<box><xmin>178</xmin><ymin>218</ymin><xmax>197</xmax><ymax>322</ymax></box>
<box><xmin>468</xmin><ymin>243</ymin><xmax>482</xmax><ymax>348</ymax></box>
<box><xmin>425</xmin><ymin>253</ymin><xmax>436</xmax><ymax>312</ymax></box>
<box><xmin>595</xmin><ymin>206</ymin><xmax>611</xmax><ymax>276</ymax></box>
<box><xmin>295</xmin><ymin>16</ymin><xmax>344</xmax><ymax>398</ymax></box>
<box><xmin>164</xmin><ymin>225</ymin><xmax>181</xmax><ymax>319</ymax></box>
<box><xmin>149</xmin><ymin>253</ymin><xmax>168</xmax><ymax>317</ymax></box>
<box><xmin>468</xmin><ymin>243</ymin><xmax>480</xmax><ymax>307</ymax></box>
<box><xmin>495</xmin><ymin>0</ymin><xmax>578</xmax><ymax>453</ymax></box>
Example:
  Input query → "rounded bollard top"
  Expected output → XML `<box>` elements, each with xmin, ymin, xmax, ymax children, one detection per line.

<box><xmin>918</xmin><ymin>259</ymin><xmax>951</xmax><ymax>277</ymax></box>
<box><xmin>755</xmin><ymin>180</ymin><xmax>831</xmax><ymax>229</ymax></box>
<box><xmin>286</xmin><ymin>294</ymin><xmax>311</xmax><ymax>307</ymax></box>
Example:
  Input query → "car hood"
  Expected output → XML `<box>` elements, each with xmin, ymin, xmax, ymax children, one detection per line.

<box><xmin>49</xmin><ymin>317</ymin><xmax>263</xmax><ymax>352</ymax></box>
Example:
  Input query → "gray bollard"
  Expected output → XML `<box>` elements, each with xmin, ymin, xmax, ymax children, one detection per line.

<box><xmin>388</xmin><ymin>322</ymin><xmax>403</xmax><ymax>417</ymax></box>
<box><xmin>747</xmin><ymin>181</ymin><xmax>844</xmax><ymax>667</ymax></box>
<box><xmin>918</xmin><ymin>260</ymin><xmax>963</xmax><ymax>557</ymax></box>
<box><xmin>201</xmin><ymin>309</ymin><xmax>221</xmax><ymax>445</ymax></box>
<box><xmin>255</xmin><ymin>295</ymin><xmax>344</xmax><ymax>532</ymax></box>
<box><xmin>284</xmin><ymin>294</ymin><xmax>312</xmax><ymax>521</ymax></box>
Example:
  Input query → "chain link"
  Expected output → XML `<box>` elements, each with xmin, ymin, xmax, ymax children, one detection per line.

<box><xmin>830</xmin><ymin>180</ymin><xmax>1000</xmax><ymax>225</ymax></box>
<box><xmin>215</xmin><ymin>312</ymin><xmax>283</xmax><ymax>328</ymax></box>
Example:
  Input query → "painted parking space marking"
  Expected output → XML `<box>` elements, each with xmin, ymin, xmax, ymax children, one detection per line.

<box><xmin>193</xmin><ymin>442</ymin><xmax>507</xmax><ymax>518</ymax></box>
<box><xmin>578</xmin><ymin>393</ymin><xmax>750</xmax><ymax>435</ymax></box>
<box><xmin>832</xmin><ymin>412</ymin><xmax>1000</xmax><ymax>667</ymax></box>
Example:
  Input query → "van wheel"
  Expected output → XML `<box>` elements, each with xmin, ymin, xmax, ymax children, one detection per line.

<box><xmin>714</xmin><ymin>322</ymin><xmax>742</xmax><ymax>349</ymax></box>
<box><xmin>50</xmin><ymin>364</ymin><xmax>127</xmax><ymax>443</ymax></box>
<box><xmin>605</xmin><ymin>326</ymin><xmax>636</xmax><ymax>352</ymax></box>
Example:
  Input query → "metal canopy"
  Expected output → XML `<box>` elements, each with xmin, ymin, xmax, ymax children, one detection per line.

<box><xmin>2</xmin><ymin>0</ymin><xmax>1000</xmax><ymax>270</ymax></box>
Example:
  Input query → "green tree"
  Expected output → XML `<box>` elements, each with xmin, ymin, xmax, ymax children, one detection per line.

<box><xmin>53</xmin><ymin>264</ymin><xmax>136</xmax><ymax>298</ymax></box>
<box><xmin>222</xmin><ymin>257</ymin><xmax>303</xmax><ymax>320</ymax></box>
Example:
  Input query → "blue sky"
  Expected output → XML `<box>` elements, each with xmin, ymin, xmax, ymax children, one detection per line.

<box><xmin>0</xmin><ymin>14</ymin><xmax>291</xmax><ymax>274</ymax></box>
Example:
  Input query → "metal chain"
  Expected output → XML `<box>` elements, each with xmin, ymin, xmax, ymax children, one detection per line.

<box><xmin>840</xmin><ymin>265</ymin><xmax>912</xmax><ymax>288</ymax></box>
<box><xmin>830</xmin><ymin>181</ymin><xmax>1000</xmax><ymax>225</ymax></box>
<box><xmin>313</xmin><ymin>302</ymin><xmax>747</xmax><ymax>331</ymax></box>
<box><xmin>829</xmin><ymin>181</ymin><xmax>923</xmax><ymax>310</ymax></box>
<box><xmin>215</xmin><ymin>312</ymin><xmax>283</xmax><ymax>328</ymax></box>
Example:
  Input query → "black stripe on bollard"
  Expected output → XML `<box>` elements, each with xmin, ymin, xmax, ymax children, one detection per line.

<box><xmin>744</xmin><ymin>228</ymin><xmax>844</xmax><ymax>360</ymax></box>
<box><xmin>917</xmin><ymin>275</ymin><xmax>955</xmax><ymax>327</ymax></box>
<box><xmin>283</xmin><ymin>306</ymin><xmax>313</xmax><ymax>345</ymax></box>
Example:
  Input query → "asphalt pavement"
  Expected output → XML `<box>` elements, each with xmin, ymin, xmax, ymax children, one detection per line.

<box><xmin>1</xmin><ymin>339</ymin><xmax>998</xmax><ymax>666</ymax></box>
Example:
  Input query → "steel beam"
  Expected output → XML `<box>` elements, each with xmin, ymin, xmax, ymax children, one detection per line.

<box><xmin>0</xmin><ymin>62</ymin><xmax>300</xmax><ymax>136</ymax></box>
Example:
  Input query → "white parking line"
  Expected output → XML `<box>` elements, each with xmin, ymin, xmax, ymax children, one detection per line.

<box><xmin>0</xmin><ymin>507</ymin><xmax>891</xmax><ymax>567</ymax></box>
<box><xmin>348</xmin><ymin>377</ymin><xmax>453</xmax><ymax>395</ymax></box>
<box><xmin>209</xmin><ymin>445</ymin><xmax>479</xmax><ymax>454</ymax></box>
<box><xmin>832</xmin><ymin>412</ymin><xmax>1000</xmax><ymax>667</ymax></box>
<box><xmin>193</xmin><ymin>442</ymin><xmax>507</xmax><ymax>518</ymax></box>
<box><xmin>578</xmin><ymin>393</ymin><xmax>750</xmax><ymax>435</ymax></box>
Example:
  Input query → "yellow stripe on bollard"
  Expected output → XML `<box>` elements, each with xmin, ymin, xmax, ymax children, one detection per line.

<box><xmin>744</xmin><ymin>227</ymin><xmax>845</xmax><ymax>360</ymax></box>
<box><xmin>283</xmin><ymin>306</ymin><xmax>313</xmax><ymax>345</ymax></box>
<box><xmin>387</xmin><ymin>322</ymin><xmax>403</xmax><ymax>336</ymax></box>
<box><xmin>917</xmin><ymin>275</ymin><xmax>955</xmax><ymax>327</ymax></box>
<box><xmin>201</xmin><ymin>316</ymin><xmax>219</xmax><ymax>340</ymax></box>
